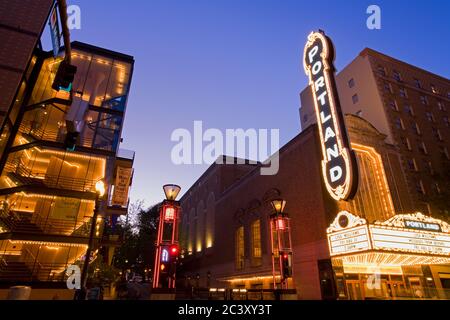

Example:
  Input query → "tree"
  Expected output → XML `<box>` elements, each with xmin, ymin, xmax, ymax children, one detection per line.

<box><xmin>112</xmin><ymin>200</ymin><xmax>160</xmax><ymax>282</ymax></box>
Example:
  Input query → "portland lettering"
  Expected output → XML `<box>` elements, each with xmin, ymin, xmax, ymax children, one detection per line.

<box><xmin>303</xmin><ymin>31</ymin><xmax>357</xmax><ymax>200</ymax></box>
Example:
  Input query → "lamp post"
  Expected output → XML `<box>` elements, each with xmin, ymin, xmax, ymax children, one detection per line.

<box><xmin>153</xmin><ymin>184</ymin><xmax>181</xmax><ymax>289</ymax></box>
<box><xmin>77</xmin><ymin>179</ymin><xmax>105</xmax><ymax>300</ymax></box>
<box><xmin>269</xmin><ymin>199</ymin><xmax>293</xmax><ymax>290</ymax></box>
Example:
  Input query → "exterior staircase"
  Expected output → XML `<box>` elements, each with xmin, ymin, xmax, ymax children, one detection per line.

<box><xmin>0</xmin><ymin>257</ymin><xmax>33</xmax><ymax>282</ymax></box>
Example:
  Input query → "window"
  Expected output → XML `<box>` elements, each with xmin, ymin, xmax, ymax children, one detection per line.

<box><xmin>431</xmin><ymin>85</ymin><xmax>439</xmax><ymax>94</ymax></box>
<box><xmin>377</xmin><ymin>65</ymin><xmax>386</xmax><ymax>77</ymax></box>
<box><xmin>393</xmin><ymin>70</ymin><xmax>402</xmax><ymax>81</ymax></box>
<box><xmin>348</xmin><ymin>78</ymin><xmax>355</xmax><ymax>88</ymax></box>
<box><xmin>399</xmin><ymin>87</ymin><xmax>408</xmax><ymax>98</ymax></box>
<box><xmin>303</xmin><ymin>114</ymin><xmax>308</xmax><ymax>123</ymax></box>
<box><xmin>384</xmin><ymin>82</ymin><xmax>393</xmax><ymax>93</ymax></box>
<box><xmin>413</xmin><ymin>78</ymin><xmax>422</xmax><ymax>89</ymax></box>
<box><xmin>418</xmin><ymin>142</ymin><xmax>428</xmax><ymax>154</ymax></box>
<box><xmin>443</xmin><ymin>147</ymin><xmax>450</xmax><ymax>160</ymax></box>
<box><xmin>389</xmin><ymin>100</ymin><xmax>398</xmax><ymax>111</ymax></box>
<box><xmin>420</xmin><ymin>95</ymin><xmax>428</xmax><ymax>105</ymax></box>
<box><xmin>404</xmin><ymin>104</ymin><xmax>414</xmax><ymax>116</ymax></box>
<box><xmin>394</xmin><ymin>117</ymin><xmax>405</xmax><ymax>130</ymax></box>
<box><xmin>447</xmin><ymin>92</ymin><xmax>450</xmax><ymax>99</ymax></box>
<box><xmin>251</xmin><ymin>219</ymin><xmax>262</xmax><ymax>266</ymax></box>
<box><xmin>416</xmin><ymin>180</ymin><xmax>425</xmax><ymax>195</ymax></box>
<box><xmin>444</xmin><ymin>117</ymin><xmax>450</xmax><ymax>127</ymax></box>
<box><xmin>432</xmin><ymin>127</ymin><xmax>443</xmax><ymax>141</ymax></box>
<box><xmin>235</xmin><ymin>226</ymin><xmax>245</xmax><ymax>269</ymax></box>
<box><xmin>434</xmin><ymin>183</ymin><xmax>441</xmax><ymax>195</ymax></box>
<box><xmin>407</xmin><ymin>159</ymin><xmax>418</xmax><ymax>171</ymax></box>
<box><xmin>437</xmin><ymin>101</ymin><xmax>446</xmax><ymax>111</ymax></box>
<box><xmin>401</xmin><ymin>136</ymin><xmax>412</xmax><ymax>150</ymax></box>
<box><xmin>425</xmin><ymin>111</ymin><xmax>435</xmax><ymax>122</ymax></box>
<box><xmin>425</xmin><ymin>161</ymin><xmax>434</xmax><ymax>175</ymax></box>
<box><xmin>412</xmin><ymin>122</ymin><xmax>421</xmax><ymax>135</ymax></box>
<box><xmin>352</xmin><ymin>94</ymin><xmax>359</xmax><ymax>104</ymax></box>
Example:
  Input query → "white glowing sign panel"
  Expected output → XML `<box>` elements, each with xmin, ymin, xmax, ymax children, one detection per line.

<box><xmin>328</xmin><ymin>225</ymin><xmax>371</xmax><ymax>256</ymax></box>
<box><xmin>161</xmin><ymin>248</ymin><xmax>169</xmax><ymax>262</ymax></box>
<box><xmin>370</xmin><ymin>226</ymin><xmax>450</xmax><ymax>256</ymax></box>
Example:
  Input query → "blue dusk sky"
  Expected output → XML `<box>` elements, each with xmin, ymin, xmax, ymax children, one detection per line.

<box><xmin>44</xmin><ymin>0</ymin><xmax>450</xmax><ymax>207</ymax></box>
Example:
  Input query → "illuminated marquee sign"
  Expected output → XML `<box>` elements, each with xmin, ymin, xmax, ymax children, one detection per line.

<box><xmin>328</xmin><ymin>225</ymin><xmax>371</xmax><ymax>256</ymax></box>
<box><xmin>303</xmin><ymin>31</ymin><xmax>358</xmax><ymax>200</ymax></box>
<box><xmin>327</xmin><ymin>211</ymin><xmax>450</xmax><ymax>259</ymax></box>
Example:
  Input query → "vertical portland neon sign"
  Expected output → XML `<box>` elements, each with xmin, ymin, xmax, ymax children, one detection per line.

<box><xmin>303</xmin><ymin>31</ymin><xmax>358</xmax><ymax>201</ymax></box>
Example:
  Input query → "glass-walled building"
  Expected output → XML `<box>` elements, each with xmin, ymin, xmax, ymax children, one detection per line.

<box><xmin>0</xmin><ymin>41</ymin><xmax>134</xmax><ymax>292</ymax></box>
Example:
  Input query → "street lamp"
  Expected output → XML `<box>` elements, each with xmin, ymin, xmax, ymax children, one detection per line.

<box><xmin>163</xmin><ymin>184</ymin><xmax>181</xmax><ymax>201</ymax></box>
<box><xmin>76</xmin><ymin>179</ymin><xmax>105</xmax><ymax>300</ymax></box>
<box><xmin>269</xmin><ymin>198</ymin><xmax>293</xmax><ymax>290</ymax></box>
<box><xmin>153</xmin><ymin>184</ymin><xmax>181</xmax><ymax>289</ymax></box>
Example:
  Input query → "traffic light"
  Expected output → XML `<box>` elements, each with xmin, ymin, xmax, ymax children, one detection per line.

<box><xmin>169</xmin><ymin>245</ymin><xmax>179</xmax><ymax>257</ymax></box>
<box><xmin>64</xmin><ymin>131</ymin><xmax>79</xmax><ymax>151</ymax></box>
<box><xmin>52</xmin><ymin>60</ymin><xmax>77</xmax><ymax>92</ymax></box>
<box><xmin>281</xmin><ymin>251</ymin><xmax>292</xmax><ymax>279</ymax></box>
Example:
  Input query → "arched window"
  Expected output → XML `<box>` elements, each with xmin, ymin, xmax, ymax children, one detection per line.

<box><xmin>205</xmin><ymin>193</ymin><xmax>215</xmax><ymax>248</ymax></box>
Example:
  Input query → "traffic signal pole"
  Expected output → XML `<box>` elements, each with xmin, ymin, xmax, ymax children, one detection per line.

<box><xmin>57</xmin><ymin>0</ymin><xmax>72</xmax><ymax>64</ymax></box>
<box><xmin>153</xmin><ymin>185</ymin><xmax>181</xmax><ymax>289</ymax></box>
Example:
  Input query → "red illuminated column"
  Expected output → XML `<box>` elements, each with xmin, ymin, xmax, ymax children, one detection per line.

<box><xmin>269</xmin><ymin>199</ymin><xmax>293</xmax><ymax>290</ymax></box>
<box><xmin>153</xmin><ymin>184</ymin><xmax>181</xmax><ymax>289</ymax></box>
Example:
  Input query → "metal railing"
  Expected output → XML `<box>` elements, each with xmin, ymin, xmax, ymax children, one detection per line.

<box><xmin>4</xmin><ymin>161</ymin><xmax>98</xmax><ymax>193</ymax></box>
<box><xmin>18</xmin><ymin>120</ymin><xmax>114</xmax><ymax>151</ymax></box>
<box><xmin>0</xmin><ymin>209</ymin><xmax>95</xmax><ymax>237</ymax></box>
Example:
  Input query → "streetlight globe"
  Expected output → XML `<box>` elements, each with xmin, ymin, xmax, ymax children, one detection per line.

<box><xmin>271</xmin><ymin>199</ymin><xmax>286</xmax><ymax>214</ymax></box>
<box><xmin>163</xmin><ymin>184</ymin><xmax>181</xmax><ymax>201</ymax></box>
<box><xmin>95</xmin><ymin>179</ymin><xmax>106</xmax><ymax>197</ymax></box>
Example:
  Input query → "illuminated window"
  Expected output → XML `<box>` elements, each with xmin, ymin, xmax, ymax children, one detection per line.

<box><xmin>251</xmin><ymin>219</ymin><xmax>262</xmax><ymax>266</ymax></box>
<box><xmin>431</xmin><ymin>85</ymin><xmax>439</xmax><ymax>94</ymax></box>
<box><xmin>235</xmin><ymin>226</ymin><xmax>244</xmax><ymax>270</ymax></box>
<box><xmin>352</xmin><ymin>94</ymin><xmax>359</xmax><ymax>104</ymax></box>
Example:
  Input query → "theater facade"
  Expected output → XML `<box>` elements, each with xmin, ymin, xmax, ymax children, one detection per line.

<box><xmin>178</xmin><ymin>31</ymin><xmax>450</xmax><ymax>300</ymax></box>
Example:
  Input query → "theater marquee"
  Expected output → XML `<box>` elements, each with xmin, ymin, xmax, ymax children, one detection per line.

<box><xmin>327</xmin><ymin>211</ymin><xmax>450</xmax><ymax>264</ymax></box>
<box><xmin>303</xmin><ymin>31</ymin><xmax>358</xmax><ymax>201</ymax></box>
